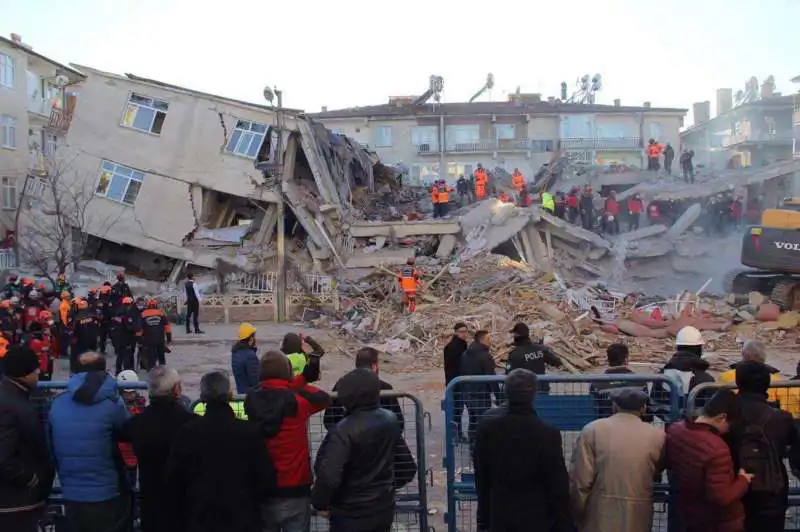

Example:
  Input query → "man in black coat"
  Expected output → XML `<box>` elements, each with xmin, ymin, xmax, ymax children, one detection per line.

<box><xmin>443</xmin><ymin>322</ymin><xmax>469</xmax><ymax>438</ymax></box>
<box><xmin>459</xmin><ymin>330</ymin><xmax>499</xmax><ymax>443</ymax></box>
<box><xmin>732</xmin><ymin>361</ymin><xmax>800</xmax><ymax>532</ymax></box>
<box><xmin>323</xmin><ymin>347</ymin><xmax>404</xmax><ymax>431</ymax></box>
<box><xmin>165</xmin><ymin>371</ymin><xmax>276</xmax><ymax>532</ymax></box>
<box><xmin>474</xmin><ymin>369</ymin><xmax>573</xmax><ymax>532</ymax></box>
<box><xmin>312</xmin><ymin>369</ymin><xmax>416</xmax><ymax>532</ymax></box>
<box><xmin>121</xmin><ymin>366</ymin><xmax>195</xmax><ymax>532</ymax></box>
<box><xmin>0</xmin><ymin>346</ymin><xmax>54</xmax><ymax>532</ymax></box>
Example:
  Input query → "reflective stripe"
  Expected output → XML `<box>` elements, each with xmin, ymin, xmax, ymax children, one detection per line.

<box><xmin>192</xmin><ymin>401</ymin><xmax>248</xmax><ymax>420</ymax></box>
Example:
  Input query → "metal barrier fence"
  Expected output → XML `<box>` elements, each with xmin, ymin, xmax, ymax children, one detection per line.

<box><xmin>32</xmin><ymin>382</ymin><xmax>430</xmax><ymax>532</ymax></box>
<box><xmin>442</xmin><ymin>374</ymin><xmax>682</xmax><ymax>532</ymax></box>
<box><xmin>687</xmin><ymin>380</ymin><xmax>800</xmax><ymax>531</ymax></box>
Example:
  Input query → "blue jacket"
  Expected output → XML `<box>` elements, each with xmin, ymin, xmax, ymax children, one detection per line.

<box><xmin>49</xmin><ymin>371</ymin><xmax>130</xmax><ymax>502</ymax></box>
<box><xmin>231</xmin><ymin>341</ymin><xmax>259</xmax><ymax>394</ymax></box>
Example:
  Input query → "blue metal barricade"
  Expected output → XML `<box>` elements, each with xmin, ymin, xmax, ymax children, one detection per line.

<box><xmin>34</xmin><ymin>382</ymin><xmax>429</xmax><ymax>532</ymax></box>
<box><xmin>687</xmin><ymin>381</ymin><xmax>800</xmax><ymax>531</ymax></box>
<box><xmin>442</xmin><ymin>374</ymin><xmax>682</xmax><ymax>532</ymax></box>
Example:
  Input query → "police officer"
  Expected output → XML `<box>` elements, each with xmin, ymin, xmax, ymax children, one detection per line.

<box><xmin>138</xmin><ymin>299</ymin><xmax>172</xmax><ymax>370</ymax></box>
<box><xmin>96</xmin><ymin>285</ymin><xmax>114</xmax><ymax>354</ymax></box>
<box><xmin>506</xmin><ymin>323</ymin><xmax>563</xmax><ymax>392</ymax></box>
<box><xmin>71</xmin><ymin>299</ymin><xmax>99</xmax><ymax>372</ymax></box>
<box><xmin>111</xmin><ymin>273</ymin><xmax>133</xmax><ymax>309</ymax></box>
<box><xmin>111</xmin><ymin>296</ymin><xmax>139</xmax><ymax>374</ymax></box>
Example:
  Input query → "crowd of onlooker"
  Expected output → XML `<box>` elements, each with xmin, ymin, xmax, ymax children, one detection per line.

<box><xmin>441</xmin><ymin>319</ymin><xmax>800</xmax><ymax>532</ymax></box>
<box><xmin>0</xmin><ymin>333</ymin><xmax>417</xmax><ymax>532</ymax></box>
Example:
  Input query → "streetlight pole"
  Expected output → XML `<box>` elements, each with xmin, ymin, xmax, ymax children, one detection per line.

<box><xmin>274</xmin><ymin>89</ymin><xmax>286</xmax><ymax>322</ymax></box>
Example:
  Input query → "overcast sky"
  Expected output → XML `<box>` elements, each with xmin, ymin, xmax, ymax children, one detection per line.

<box><xmin>3</xmin><ymin>0</ymin><xmax>798</xmax><ymax>125</ymax></box>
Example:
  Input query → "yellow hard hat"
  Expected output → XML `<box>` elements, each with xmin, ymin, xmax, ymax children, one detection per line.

<box><xmin>238</xmin><ymin>322</ymin><xmax>257</xmax><ymax>340</ymax></box>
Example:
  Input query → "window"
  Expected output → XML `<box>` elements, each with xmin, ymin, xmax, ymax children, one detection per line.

<box><xmin>42</xmin><ymin>131</ymin><xmax>57</xmax><ymax>158</ymax></box>
<box><xmin>226</xmin><ymin>119</ymin><xmax>267</xmax><ymax>158</ymax></box>
<box><xmin>374</xmin><ymin>126</ymin><xmax>392</xmax><ymax>147</ymax></box>
<box><xmin>0</xmin><ymin>115</ymin><xmax>16</xmax><ymax>148</ymax></box>
<box><xmin>0</xmin><ymin>53</ymin><xmax>13</xmax><ymax>88</ymax></box>
<box><xmin>95</xmin><ymin>161</ymin><xmax>145</xmax><ymax>205</ymax></box>
<box><xmin>765</xmin><ymin>116</ymin><xmax>777</xmax><ymax>136</ymax></box>
<box><xmin>1</xmin><ymin>177</ymin><xmax>16</xmax><ymax>210</ymax></box>
<box><xmin>411</xmin><ymin>126</ymin><xmax>438</xmax><ymax>147</ymax></box>
<box><xmin>494</xmin><ymin>124</ymin><xmax>515</xmax><ymax>140</ymax></box>
<box><xmin>446</xmin><ymin>125</ymin><xmax>480</xmax><ymax>145</ymax></box>
<box><xmin>121</xmin><ymin>93</ymin><xmax>168</xmax><ymax>134</ymax></box>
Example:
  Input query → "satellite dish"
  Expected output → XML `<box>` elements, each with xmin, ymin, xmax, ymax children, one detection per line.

<box><xmin>263</xmin><ymin>86</ymin><xmax>275</xmax><ymax>104</ymax></box>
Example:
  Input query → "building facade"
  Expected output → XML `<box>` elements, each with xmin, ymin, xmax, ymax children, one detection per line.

<box><xmin>0</xmin><ymin>33</ymin><xmax>84</xmax><ymax>237</ymax></box>
<box><xmin>52</xmin><ymin>65</ymin><xmax>297</xmax><ymax>270</ymax></box>
<box><xmin>793</xmin><ymin>75</ymin><xmax>800</xmax><ymax>159</ymax></box>
<box><xmin>681</xmin><ymin>94</ymin><xmax>795</xmax><ymax>170</ymax></box>
<box><xmin>309</xmin><ymin>96</ymin><xmax>686</xmax><ymax>185</ymax></box>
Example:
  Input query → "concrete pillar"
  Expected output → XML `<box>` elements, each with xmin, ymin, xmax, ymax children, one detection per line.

<box><xmin>527</xmin><ymin>226</ymin><xmax>552</xmax><ymax>271</ymax></box>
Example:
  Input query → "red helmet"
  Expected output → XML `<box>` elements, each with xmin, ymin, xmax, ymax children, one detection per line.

<box><xmin>406</xmin><ymin>257</ymin><xmax>416</xmax><ymax>266</ymax></box>
<box><xmin>146</xmin><ymin>299</ymin><xmax>159</xmax><ymax>309</ymax></box>
<box><xmin>121</xmin><ymin>296</ymin><xmax>133</xmax><ymax>305</ymax></box>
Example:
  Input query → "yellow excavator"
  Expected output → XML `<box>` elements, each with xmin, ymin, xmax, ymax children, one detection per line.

<box><xmin>724</xmin><ymin>197</ymin><xmax>800</xmax><ymax>309</ymax></box>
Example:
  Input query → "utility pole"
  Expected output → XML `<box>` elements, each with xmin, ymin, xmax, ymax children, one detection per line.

<box><xmin>274</xmin><ymin>89</ymin><xmax>286</xmax><ymax>322</ymax></box>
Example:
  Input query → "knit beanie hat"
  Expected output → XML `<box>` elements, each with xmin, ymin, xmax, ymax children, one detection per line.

<box><xmin>3</xmin><ymin>346</ymin><xmax>40</xmax><ymax>378</ymax></box>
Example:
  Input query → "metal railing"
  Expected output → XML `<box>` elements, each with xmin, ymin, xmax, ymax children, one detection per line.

<box><xmin>723</xmin><ymin>132</ymin><xmax>794</xmax><ymax>147</ymax></box>
<box><xmin>47</xmin><ymin>108</ymin><xmax>73</xmax><ymax>134</ymax></box>
<box><xmin>0</xmin><ymin>248</ymin><xmax>16</xmax><ymax>270</ymax></box>
<box><xmin>559</xmin><ymin>137</ymin><xmax>642</xmax><ymax>150</ymax></box>
<box><xmin>224</xmin><ymin>271</ymin><xmax>278</xmax><ymax>293</ymax></box>
<box><xmin>417</xmin><ymin>143</ymin><xmax>439</xmax><ymax>154</ymax></box>
<box><xmin>418</xmin><ymin>138</ymin><xmax>556</xmax><ymax>154</ymax></box>
<box><xmin>34</xmin><ymin>383</ymin><xmax>430</xmax><ymax>532</ymax></box>
<box><xmin>442</xmin><ymin>374</ymin><xmax>681</xmax><ymax>532</ymax></box>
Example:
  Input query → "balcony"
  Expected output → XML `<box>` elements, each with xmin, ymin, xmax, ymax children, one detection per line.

<box><xmin>417</xmin><ymin>138</ymin><xmax>555</xmax><ymax>155</ymax></box>
<box><xmin>417</xmin><ymin>143</ymin><xmax>439</xmax><ymax>154</ymax></box>
<box><xmin>47</xmin><ymin>108</ymin><xmax>73</xmax><ymax>134</ymax></box>
<box><xmin>558</xmin><ymin>137</ymin><xmax>642</xmax><ymax>150</ymax></box>
<box><xmin>723</xmin><ymin>132</ymin><xmax>793</xmax><ymax>147</ymax></box>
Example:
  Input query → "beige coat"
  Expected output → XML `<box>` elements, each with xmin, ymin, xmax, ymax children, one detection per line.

<box><xmin>569</xmin><ymin>412</ymin><xmax>665</xmax><ymax>532</ymax></box>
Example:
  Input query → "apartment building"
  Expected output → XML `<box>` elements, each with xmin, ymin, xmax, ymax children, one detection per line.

<box><xmin>309</xmin><ymin>95</ymin><xmax>686</xmax><ymax>185</ymax></box>
<box><xmin>681</xmin><ymin>87</ymin><xmax>795</xmax><ymax>170</ymax></box>
<box><xmin>0</xmin><ymin>33</ymin><xmax>84</xmax><ymax>236</ymax></box>
<box><xmin>53</xmin><ymin>64</ymin><xmax>301</xmax><ymax>272</ymax></box>
<box><xmin>793</xmin><ymin>75</ymin><xmax>800</xmax><ymax>159</ymax></box>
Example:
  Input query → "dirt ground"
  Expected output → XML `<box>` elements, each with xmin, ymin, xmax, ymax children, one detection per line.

<box><xmin>50</xmin><ymin>322</ymin><xmax>800</xmax><ymax>531</ymax></box>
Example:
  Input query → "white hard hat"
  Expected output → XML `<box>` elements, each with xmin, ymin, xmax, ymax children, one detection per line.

<box><xmin>117</xmin><ymin>370</ymin><xmax>139</xmax><ymax>383</ymax></box>
<box><xmin>676</xmin><ymin>326</ymin><xmax>704</xmax><ymax>346</ymax></box>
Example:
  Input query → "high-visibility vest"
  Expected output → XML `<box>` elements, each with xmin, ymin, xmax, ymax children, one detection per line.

<box><xmin>286</xmin><ymin>352</ymin><xmax>307</xmax><ymax>376</ymax></box>
<box><xmin>438</xmin><ymin>186</ymin><xmax>451</xmax><ymax>203</ymax></box>
<box><xmin>475</xmin><ymin>169</ymin><xmax>487</xmax><ymax>185</ymax></box>
<box><xmin>0</xmin><ymin>336</ymin><xmax>8</xmax><ymax>358</ymax></box>
<box><xmin>542</xmin><ymin>192</ymin><xmax>555</xmax><ymax>212</ymax></box>
<box><xmin>431</xmin><ymin>185</ymin><xmax>440</xmax><ymax>204</ymax></box>
<box><xmin>193</xmin><ymin>401</ymin><xmax>248</xmax><ymax>420</ymax></box>
<box><xmin>647</xmin><ymin>145</ymin><xmax>662</xmax><ymax>158</ymax></box>
<box><xmin>512</xmin><ymin>173</ymin><xmax>525</xmax><ymax>190</ymax></box>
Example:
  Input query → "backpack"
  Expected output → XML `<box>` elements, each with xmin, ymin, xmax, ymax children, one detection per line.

<box><xmin>738</xmin><ymin>409</ymin><xmax>785</xmax><ymax>494</ymax></box>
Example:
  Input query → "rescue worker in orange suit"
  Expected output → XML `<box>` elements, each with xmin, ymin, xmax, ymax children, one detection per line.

<box><xmin>646</xmin><ymin>138</ymin><xmax>663</xmax><ymax>171</ymax></box>
<box><xmin>627</xmin><ymin>193</ymin><xmax>645</xmax><ymax>231</ymax></box>
<box><xmin>431</xmin><ymin>181</ymin><xmax>441</xmax><ymax>218</ymax></box>
<box><xmin>603</xmin><ymin>190</ymin><xmax>621</xmax><ymax>234</ymax></box>
<box><xmin>26</xmin><ymin>319</ymin><xmax>53</xmax><ymax>381</ymax></box>
<box><xmin>474</xmin><ymin>165</ymin><xmax>488</xmax><ymax>201</ymax></box>
<box><xmin>97</xmin><ymin>285</ymin><xmax>114</xmax><ymax>354</ymax></box>
<box><xmin>22</xmin><ymin>289</ymin><xmax>45</xmax><ymax>331</ymax></box>
<box><xmin>566</xmin><ymin>186</ymin><xmax>580</xmax><ymax>223</ymax></box>
<box><xmin>112</xmin><ymin>296</ymin><xmax>139</xmax><ymax>374</ymax></box>
<box><xmin>436</xmin><ymin>179</ymin><xmax>454</xmax><ymax>217</ymax></box>
<box><xmin>137</xmin><ymin>299</ymin><xmax>172</xmax><ymax>370</ymax></box>
<box><xmin>0</xmin><ymin>332</ymin><xmax>8</xmax><ymax>374</ymax></box>
<box><xmin>511</xmin><ymin>168</ymin><xmax>525</xmax><ymax>193</ymax></box>
<box><xmin>57</xmin><ymin>291</ymin><xmax>72</xmax><ymax>361</ymax></box>
<box><xmin>399</xmin><ymin>257</ymin><xmax>423</xmax><ymax>313</ymax></box>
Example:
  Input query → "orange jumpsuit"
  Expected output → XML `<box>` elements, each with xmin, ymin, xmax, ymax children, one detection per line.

<box><xmin>511</xmin><ymin>171</ymin><xmax>525</xmax><ymax>192</ymax></box>
<box><xmin>475</xmin><ymin>169</ymin><xmax>488</xmax><ymax>201</ymax></box>
<box><xmin>398</xmin><ymin>265</ymin><xmax>422</xmax><ymax>312</ymax></box>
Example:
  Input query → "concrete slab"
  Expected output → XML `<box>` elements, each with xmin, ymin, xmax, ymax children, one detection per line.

<box><xmin>535</xmin><ymin>208</ymin><xmax>612</xmax><ymax>249</ymax></box>
<box><xmin>347</xmin><ymin>220</ymin><xmax>460</xmax><ymax>238</ymax></box>
<box><xmin>436</xmin><ymin>234</ymin><xmax>457</xmax><ymax>258</ymax></box>
<box><xmin>612</xmin><ymin>224</ymin><xmax>667</xmax><ymax>243</ymax></box>
<box><xmin>665</xmin><ymin>203</ymin><xmax>702</xmax><ymax>241</ymax></box>
<box><xmin>625</xmin><ymin>240</ymin><xmax>673</xmax><ymax>258</ymax></box>
<box><xmin>344</xmin><ymin>248</ymin><xmax>415</xmax><ymax>268</ymax></box>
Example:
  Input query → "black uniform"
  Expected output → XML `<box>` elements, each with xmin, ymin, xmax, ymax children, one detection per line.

<box><xmin>506</xmin><ymin>337</ymin><xmax>562</xmax><ymax>392</ymax></box>
<box><xmin>71</xmin><ymin>309</ymin><xmax>99</xmax><ymax>373</ymax></box>
<box><xmin>96</xmin><ymin>293</ymin><xmax>113</xmax><ymax>354</ymax></box>
<box><xmin>111</xmin><ymin>280</ymin><xmax>133</xmax><ymax>308</ymax></box>
<box><xmin>111</xmin><ymin>306</ymin><xmax>139</xmax><ymax>373</ymax></box>
<box><xmin>184</xmin><ymin>279</ymin><xmax>200</xmax><ymax>334</ymax></box>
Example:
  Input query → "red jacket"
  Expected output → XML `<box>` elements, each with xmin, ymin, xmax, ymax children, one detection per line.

<box><xmin>665</xmin><ymin>421</ymin><xmax>748</xmax><ymax>532</ymax></box>
<box><xmin>627</xmin><ymin>198</ymin><xmax>644</xmax><ymax>215</ymax></box>
<box><xmin>604</xmin><ymin>198</ymin><xmax>620</xmax><ymax>216</ymax></box>
<box><xmin>119</xmin><ymin>395</ymin><xmax>146</xmax><ymax>468</ymax></box>
<box><xmin>244</xmin><ymin>374</ymin><xmax>331</xmax><ymax>496</ymax></box>
<box><xmin>566</xmin><ymin>194</ymin><xmax>578</xmax><ymax>208</ymax></box>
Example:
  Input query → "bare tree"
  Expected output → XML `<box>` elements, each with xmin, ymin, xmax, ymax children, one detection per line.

<box><xmin>15</xmin><ymin>154</ymin><xmax>121</xmax><ymax>284</ymax></box>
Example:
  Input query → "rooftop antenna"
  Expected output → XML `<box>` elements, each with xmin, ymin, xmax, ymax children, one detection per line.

<box><xmin>468</xmin><ymin>73</ymin><xmax>495</xmax><ymax>103</ymax></box>
<box><xmin>566</xmin><ymin>73</ymin><xmax>602</xmax><ymax>104</ymax></box>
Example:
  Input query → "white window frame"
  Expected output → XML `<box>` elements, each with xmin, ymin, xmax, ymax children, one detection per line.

<box><xmin>374</xmin><ymin>126</ymin><xmax>392</xmax><ymax>147</ymax></box>
<box><xmin>494</xmin><ymin>124</ymin><xmax>515</xmax><ymax>140</ymax></box>
<box><xmin>446</xmin><ymin>124</ymin><xmax>480</xmax><ymax>145</ymax></box>
<box><xmin>411</xmin><ymin>126</ymin><xmax>438</xmax><ymax>148</ymax></box>
<box><xmin>1</xmin><ymin>177</ymin><xmax>16</xmax><ymax>210</ymax></box>
<box><xmin>42</xmin><ymin>130</ymin><xmax>57</xmax><ymax>158</ymax></box>
<box><xmin>0</xmin><ymin>53</ymin><xmax>14</xmax><ymax>89</ymax></box>
<box><xmin>120</xmin><ymin>92</ymin><xmax>169</xmax><ymax>135</ymax></box>
<box><xmin>225</xmin><ymin>119</ymin><xmax>268</xmax><ymax>158</ymax></box>
<box><xmin>0</xmin><ymin>115</ymin><xmax>16</xmax><ymax>149</ymax></box>
<box><xmin>95</xmin><ymin>160</ymin><xmax>145</xmax><ymax>206</ymax></box>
